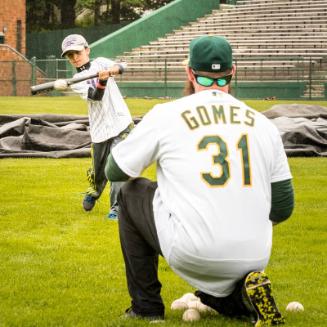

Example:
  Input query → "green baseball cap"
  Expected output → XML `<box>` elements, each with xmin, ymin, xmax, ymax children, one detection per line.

<box><xmin>189</xmin><ymin>36</ymin><xmax>233</xmax><ymax>73</ymax></box>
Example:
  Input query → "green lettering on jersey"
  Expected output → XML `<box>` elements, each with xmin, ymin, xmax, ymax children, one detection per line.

<box><xmin>196</xmin><ymin>106</ymin><xmax>211</xmax><ymax>125</ymax></box>
<box><xmin>230</xmin><ymin>106</ymin><xmax>241</xmax><ymax>124</ymax></box>
<box><xmin>198</xmin><ymin>134</ymin><xmax>252</xmax><ymax>187</ymax></box>
<box><xmin>245</xmin><ymin>110</ymin><xmax>255</xmax><ymax>126</ymax></box>
<box><xmin>181</xmin><ymin>110</ymin><xmax>200</xmax><ymax>130</ymax></box>
<box><xmin>198</xmin><ymin>135</ymin><xmax>230</xmax><ymax>186</ymax></box>
<box><xmin>237</xmin><ymin>134</ymin><xmax>252</xmax><ymax>185</ymax></box>
<box><xmin>212</xmin><ymin>105</ymin><xmax>226</xmax><ymax>124</ymax></box>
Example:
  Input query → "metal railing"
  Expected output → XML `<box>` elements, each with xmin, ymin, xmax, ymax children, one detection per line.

<box><xmin>0</xmin><ymin>56</ymin><xmax>326</xmax><ymax>99</ymax></box>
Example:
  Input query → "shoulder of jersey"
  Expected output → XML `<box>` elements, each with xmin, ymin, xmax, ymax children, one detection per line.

<box><xmin>92</xmin><ymin>57</ymin><xmax>113</xmax><ymax>66</ymax></box>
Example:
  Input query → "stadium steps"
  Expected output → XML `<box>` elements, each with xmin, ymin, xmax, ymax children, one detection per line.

<box><xmin>302</xmin><ymin>57</ymin><xmax>327</xmax><ymax>98</ymax></box>
<box><xmin>116</xmin><ymin>0</ymin><xmax>327</xmax><ymax>97</ymax></box>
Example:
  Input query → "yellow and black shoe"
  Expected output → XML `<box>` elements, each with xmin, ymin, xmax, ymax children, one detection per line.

<box><xmin>243</xmin><ymin>271</ymin><xmax>285</xmax><ymax>326</ymax></box>
<box><xmin>86</xmin><ymin>168</ymin><xmax>96</xmax><ymax>189</ymax></box>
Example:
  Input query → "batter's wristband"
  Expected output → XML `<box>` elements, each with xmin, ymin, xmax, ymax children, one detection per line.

<box><xmin>99</xmin><ymin>78</ymin><xmax>108</xmax><ymax>85</ymax></box>
<box><xmin>96</xmin><ymin>82</ymin><xmax>106</xmax><ymax>89</ymax></box>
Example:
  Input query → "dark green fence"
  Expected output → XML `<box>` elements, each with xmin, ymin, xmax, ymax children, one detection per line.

<box><xmin>26</xmin><ymin>22</ymin><xmax>130</xmax><ymax>60</ymax></box>
<box><xmin>1</xmin><ymin>56</ymin><xmax>326</xmax><ymax>99</ymax></box>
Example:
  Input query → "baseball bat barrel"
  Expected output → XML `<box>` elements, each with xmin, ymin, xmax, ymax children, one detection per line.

<box><xmin>31</xmin><ymin>81</ymin><xmax>56</xmax><ymax>95</ymax></box>
<box><xmin>30</xmin><ymin>72</ymin><xmax>99</xmax><ymax>95</ymax></box>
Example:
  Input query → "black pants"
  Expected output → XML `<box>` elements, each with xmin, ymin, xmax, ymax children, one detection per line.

<box><xmin>90</xmin><ymin>139</ymin><xmax>124</xmax><ymax>207</ymax></box>
<box><xmin>195</xmin><ymin>280</ymin><xmax>253</xmax><ymax>319</ymax></box>
<box><xmin>117</xmin><ymin>177</ymin><xmax>164</xmax><ymax>317</ymax></box>
<box><xmin>117</xmin><ymin>178</ymin><xmax>252</xmax><ymax>320</ymax></box>
<box><xmin>87</xmin><ymin>124</ymin><xmax>132</xmax><ymax>210</ymax></box>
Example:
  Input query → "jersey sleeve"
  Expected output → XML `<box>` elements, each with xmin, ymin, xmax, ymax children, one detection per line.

<box><xmin>271</xmin><ymin>129</ymin><xmax>292</xmax><ymax>183</ymax></box>
<box><xmin>111</xmin><ymin>107</ymin><xmax>161</xmax><ymax>177</ymax></box>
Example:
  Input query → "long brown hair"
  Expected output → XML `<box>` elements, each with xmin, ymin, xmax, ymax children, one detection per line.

<box><xmin>183</xmin><ymin>80</ymin><xmax>195</xmax><ymax>96</ymax></box>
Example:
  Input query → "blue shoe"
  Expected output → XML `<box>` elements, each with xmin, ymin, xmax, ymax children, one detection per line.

<box><xmin>83</xmin><ymin>194</ymin><xmax>96</xmax><ymax>211</ymax></box>
<box><xmin>107</xmin><ymin>210</ymin><xmax>118</xmax><ymax>220</ymax></box>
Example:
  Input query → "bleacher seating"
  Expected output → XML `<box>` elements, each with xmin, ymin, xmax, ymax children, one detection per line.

<box><xmin>116</xmin><ymin>0</ymin><xmax>327</xmax><ymax>97</ymax></box>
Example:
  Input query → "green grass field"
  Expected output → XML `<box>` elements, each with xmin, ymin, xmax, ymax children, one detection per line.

<box><xmin>0</xmin><ymin>96</ymin><xmax>326</xmax><ymax>116</ymax></box>
<box><xmin>0</xmin><ymin>96</ymin><xmax>326</xmax><ymax>326</ymax></box>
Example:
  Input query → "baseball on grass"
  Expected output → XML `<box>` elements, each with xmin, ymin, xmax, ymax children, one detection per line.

<box><xmin>54</xmin><ymin>79</ymin><xmax>68</xmax><ymax>91</ymax></box>
<box><xmin>182</xmin><ymin>308</ymin><xmax>201</xmax><ymax>322</ymax></box>
<box><xmin>188</xmin><ymin>300</ymin><xmax>212</xmax><ymax>313</ymax></box>
<box><xmin>187</xmin><ymin>300</ymin><xmax>201</xmax><ymax>310</ymax></box>
<box><xmin>181</xmin><ymin>292</ymin><xmax>199</xmax><ymax>303</ymax></box>
<box><xmin>170</xmin><ymin>299</ymin><xmax>188</xmax><ymax>311</ymax></box>
<box><xmin>286</xmin><ymin>301</ymin><xmax>304</xmax><ymax>312</ymax></box>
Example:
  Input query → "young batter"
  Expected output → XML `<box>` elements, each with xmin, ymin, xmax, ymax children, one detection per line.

<box><xmin>61</xmin><ymin>34</ymin><xmax>133</xmax><ymax>219</ymax></box>
<box><xmin>106</xmin><ymin>36</ymin><xmax>294</xmax><ymax>324</ymax></box>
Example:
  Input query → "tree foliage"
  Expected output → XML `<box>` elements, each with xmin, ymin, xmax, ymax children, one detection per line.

<box><xmin>26</xmin><ymin>0</ymin><xmax>175</xmax><ymax>31</ymax></box>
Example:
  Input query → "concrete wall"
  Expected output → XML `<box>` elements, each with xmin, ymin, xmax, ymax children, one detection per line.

<box><xmin>117</xmin><ymin>81</ymin><xmax>309</xmax><ymax>100</ymax></box>
<box><xmin>90</xmin><ymin>0</ymin><xmax>219</xmax><ymax>58</ymax></box>
<box><xmin>233</xmin><ymin>82</ymin><xmax>307</xmax><ymax>99</ymax></box>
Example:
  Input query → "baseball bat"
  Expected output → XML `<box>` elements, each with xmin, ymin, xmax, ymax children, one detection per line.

<box><xmin>30</xmin><ymin>72</ymin><xmax>99</xmax><ymax>95</ymax></box>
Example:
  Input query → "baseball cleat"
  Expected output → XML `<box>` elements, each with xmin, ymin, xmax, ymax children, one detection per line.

<box><xmin>124</xmin><ymin>307</ymin><xmax>164</xmax><ymax>322</ymax></box>
<box><xmin>83</xmin><ymin>194</ymin><xmax>96</xmax><ymax>211</ymax></box>
<box><xmin>243</xmin><ymin>271</ymin><xmax>285</xmax><ymax>326</ymax></box>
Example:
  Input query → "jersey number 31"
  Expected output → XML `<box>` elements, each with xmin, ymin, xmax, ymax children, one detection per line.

<box><xmin>198</xmin><ymin>134</ymin><xmax>251</xmax><ymax>187</ymax></box>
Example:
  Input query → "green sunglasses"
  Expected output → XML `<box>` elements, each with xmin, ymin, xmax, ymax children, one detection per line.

<box><xmin>193</xmin><ymin>72</ymin><xmax>233</xmax><ymax>87</ymax></box>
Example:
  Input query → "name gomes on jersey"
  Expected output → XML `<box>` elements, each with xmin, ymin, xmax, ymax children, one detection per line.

<box><xmin>181</xmin><ymin>104</ymin><xmax>256</xmax><ymax>130</ymax></box>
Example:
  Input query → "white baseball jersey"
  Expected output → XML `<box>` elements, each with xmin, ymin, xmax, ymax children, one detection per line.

<box><xmin>71</xmin><ymin>57</ymin><xmax>132</xmax><ymax>143</ymax></box>
<box><xmin>112</xmin><ymin>90</ymin><xmax>292</xmax><ymax>297</ymax></box>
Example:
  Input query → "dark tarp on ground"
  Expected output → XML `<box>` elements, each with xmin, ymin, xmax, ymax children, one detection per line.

<box><xmin>262</xmin><ymin>104</ymin><xmax>327</xmax><ymax>157</ymax></box>
<box><xmin>0</xmin><ymin>114</ymin><xmax>91</xmax><ymax>158</ymax></box>
<box><xmin>0</xmin><ymin>104</ymin><xmax>326</xmax><ymax>158</ymax></box>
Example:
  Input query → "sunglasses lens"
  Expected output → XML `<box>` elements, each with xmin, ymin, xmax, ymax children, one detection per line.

<box><xmin>195</xmin><ymin>73</ymin><xmax>232</xmax><ymax>87</ymax></box>
<box><xmin>217</xmin><ymin>78</ymin><xmax>228</xmax><ymax>87</ymax></box>
<box><xmin>196</xmin><ymin>76</ymin><xmax>214</xmax><ymax>87</ymax></box>
<box><xmin>218</xmin><ymin>74</ymin><xmax>232</xmax><ymax>87</ymax></box>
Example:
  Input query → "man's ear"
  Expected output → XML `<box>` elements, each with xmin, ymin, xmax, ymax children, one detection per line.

<box><xmin>86</xmin><ymin>47</ymin><xmax>91</xmax><ymax>56</ymax></box>
<box><xmin>186</xmin><ymin>67</ymin><xmax>195</xmax><ymax>82</ymax></box>
<box><xmin>231</xmin><ymin>64</ymin><xmax>236</xmax><ymax>76</ymax></box>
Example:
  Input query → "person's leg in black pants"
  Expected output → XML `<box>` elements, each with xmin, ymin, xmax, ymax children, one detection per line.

<box><xmin>195</xmin><ymin>278</ymin><xmax>252</xmax><ymax>319</ymax></box>
<box><xmin>117</xmin><ymin>177</ymin><xmax>164</xmax><ymax>319</ymax></box>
